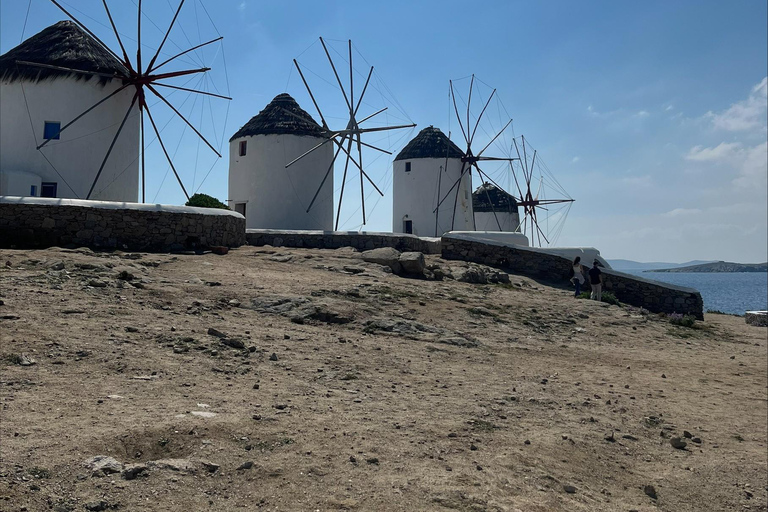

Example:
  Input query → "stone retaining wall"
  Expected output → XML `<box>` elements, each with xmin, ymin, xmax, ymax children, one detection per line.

<box><xmin>246</xmin><ymin>229</ymin><xmax>441</xmax><ymax>254</ymax></box>
<box><xmin>0</xmin><ymin>197</ymin><xmax>245</xmax><ymax>251</ymax></box>
<box><xmin>442</xmin><ymin>234</ymin><xmax>704</xmax><ymax>319</ymax></box>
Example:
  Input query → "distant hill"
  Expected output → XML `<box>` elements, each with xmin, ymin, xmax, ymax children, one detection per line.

<box><xmin>608</xmin><ymin>259</ymin><xmax>714</xmax><ymax>271</ymax></box>
<box><xmin>647</xmin><ymin>261</ymin><xmax>768</xmax><ymax>273</ymax></box>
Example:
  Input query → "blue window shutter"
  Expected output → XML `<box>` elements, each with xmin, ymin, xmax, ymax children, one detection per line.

<box><xmin>44</xmin><ymin>122</ymin><xmax>61</xmax><ymax>140</ymax></box>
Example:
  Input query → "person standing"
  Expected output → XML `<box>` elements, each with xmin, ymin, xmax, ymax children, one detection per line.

<box><xmin>571</xmin><ymin>256</ymin><xmax>585</xmax><ymax>297</ymax></box>
<box><xmin>589</xmin><ymin>260</ymin><xmax>603</xmax><ymax>301</ymax></box>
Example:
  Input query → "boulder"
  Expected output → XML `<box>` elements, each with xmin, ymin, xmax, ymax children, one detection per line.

<box><xmin>362</xmin><ymin>247</ymin><xmax>401</xmax><ymax>274</ymax></box>
<box><xmin>84</xmin><ymin>455</ymin><xmax>123</xmax><ymax>476</ymax></box>
<box><xmin>399</xmin><ymin>252</ymin><xmax>425</xmax><ymax>275</ymax></box>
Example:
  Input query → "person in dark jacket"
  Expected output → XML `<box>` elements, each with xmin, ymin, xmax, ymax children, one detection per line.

<box><xmin>588</xmin><ymin>260</ymin><xmax>603</xmax><ymax>301</ymax></box>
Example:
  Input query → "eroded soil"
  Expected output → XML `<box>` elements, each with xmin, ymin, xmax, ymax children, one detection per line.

<box><xmin>0</xmin><ymin>245</ymin><xmax>766</xmax><ymax>511</ymax></box>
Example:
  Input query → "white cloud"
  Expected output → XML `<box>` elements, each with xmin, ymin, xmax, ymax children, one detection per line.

<box><xmin>665</xmin><ymin>105</ymin><xmax>674</xmax><ymax>111</ymax></box>
<box><xmin>571</xmin><ymin>156</ymin><xmax>580</xmax><ymax>163</ymax></box>
<box><xmin>238</xmin><ymin>1</ymin><xmax>247</xmax><ymax>10</ymax></box>
<box><xmin>685</xmin><ymin>142</ymin><xmax>742</xmax><ymax>162</ymax></box>
<box><xmin>664</xmin><ymin>208</ymin><xmax>702</xmax><ymax>217</ymax></box>
<box><xmin>635</xmin><ymin>110</ymin><xmax>649</xmax><ymax>117</ymax></box>
<box><xmin>705</xmin><ymin>77</ymin><xmax>767</xmax><ymax>131</ymax></box>
<box><xmin>733</xmin><ymin>141</ymin><xmax>768</xmax><ymax>190</ymax></box>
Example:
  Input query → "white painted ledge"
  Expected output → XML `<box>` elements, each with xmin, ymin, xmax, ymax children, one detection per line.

<box><xmin>0</xmin><ymin>196</ymin><xmax>244</xmax><ymax>219</ymax></box>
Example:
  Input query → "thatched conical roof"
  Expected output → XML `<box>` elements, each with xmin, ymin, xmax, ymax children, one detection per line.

<box><xmin>472</xmin><ymin>182</ymin><xmax>518</xmax><ymax>213</ymax></box>
<box><xmin>0</xmin><ymin>21</ymin><xmax>128</xmax><ymax>85</ymax></box>
<box><xmin>394</xmin><ymin>126</ymin><xmax>463</xmax><ymax>161</ymax></box>
<box><xmin>230</xmin><ymin>93</ymin><xmax>326</xmax><ymax>141</ymax></box>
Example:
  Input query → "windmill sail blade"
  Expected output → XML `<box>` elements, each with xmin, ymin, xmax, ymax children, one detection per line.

<box><xmin>101</xmin><ymin>0</ymin><xmax>132</xmax><ymax>69</ymax></box>
<box><xmin>449</xmin><ymin>80</ymin><xmax>468</xmax><ymax>145</ymax></box>
<box><xmin>293</xmin><ymin>60</ymin><xmax>328</xmax><ymax>129</ymax></box>
<box><xmin>306</xmin><ymin>136</ymin><xmax>346</xmax><ymax>213</ymax></box>
<box><xmin>153</xmin><ymin>82</ymin><xmax>232</xmax><ymax>100</ymax></box>
<box><xmin>49</xmin><ymin>0</ymin><xmax>124</xmax><ymax>65</ymax></box>
<box><xmin>151</xmin><ymin>37</ymin><xmax>223</xmax><ymax>73</ymax></box>
<box><xmin>147</xmin><ymin>84</ymin><xmax>221</xmax><ymax>157</ymax></box>
<box><xmin>145</xmin><ymin>0</ymin><xmax>186</xmax><ymax>72</ymax></box>
<box><xmin>86</xmin><ymin>92</ymin><xmax>139</xmax><ymax>199</ymax></box>
<box><xmin>37</xmin><ymin>83</ymin><xmax>131</xmax><ymax>149</ymax></box>
<box><xmin>320</xmin><ymin>37</ymin><xmax>352</xmax><ymax>112</ymax></box>
<box><xmin>285</xmin><ymin>135</ymin><xmax>339</xmax><ymax>168</ymax></box>
<box><xmin>477</xmin><ymin>118</ymin><xmax>513</xmax><ymax>157</ymax></box>
<box><xmin>469</xmin><ymin>89</ymin><xmax>496</xmax><ymax>145</ymax></box>
<box><xmin>354</xmin><ymin>67</ymin><xmax>374</xmax><ymax>116</ymax></box>
<box><xmin>334</xmin><ymin>138</ymin><xmax>354</xmax><ymax>231</ymax></box>
<box><xmin>144</xmin><ymin>102</ymin><xmax>190</xmax><ymax>200</ymax></box>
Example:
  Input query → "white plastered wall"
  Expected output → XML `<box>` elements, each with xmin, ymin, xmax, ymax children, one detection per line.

<box><xmin>392</xmin><ymin>157</ymin><xmax>473</xmax><ymax>237</ymax></box>
<box><xmin>0</xmin><ymin>76</ymin><xmax>139</xmax><ymax>201</ymax></box>
<box><xmin>228</xmin><ymin>133</ymin><xmax>334</xmax><ymax>230</ymax></box>
<box><xmin>474</xmin><ymin>210</ymin><xmax>521</xmax><ymax>232</ymax></box>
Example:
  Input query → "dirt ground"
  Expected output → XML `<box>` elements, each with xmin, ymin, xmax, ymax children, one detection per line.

<box><xmin>0</xmin><ymin>245</ymin><xmax>766</xmax><ymax>512</ymax></box>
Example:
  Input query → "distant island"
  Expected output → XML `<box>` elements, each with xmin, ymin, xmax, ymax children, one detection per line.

<box><xmin>646</xmin><ymin>261</ymin><xmax>768</xmax><ymax>273</ymax></box>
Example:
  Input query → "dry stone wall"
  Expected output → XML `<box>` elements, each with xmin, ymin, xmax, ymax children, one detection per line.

<box><xmin>0</xmin><ymin>197</ymin><xmax>245</xmax><ymax>251</ymax></box>
<box><xmin>246</xmin><ymin>229</ymin><xmax>441</xmax><ymax>254</ymax></box>
<box><xmin>442</xmin><ymin>234</ymin><xmax>704</xmax><ymax>319</ymax></box>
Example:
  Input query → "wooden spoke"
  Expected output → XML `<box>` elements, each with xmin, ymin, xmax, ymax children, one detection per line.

<box><xmin>357</xmin><ymin>107</ymin><xmax>387</xmax><ymax>125</ymax></box>
<box><xmin>477</xmin><ymin>118</ymin><xmax>513</xmax><ymax>157</ymax></box>
<box><xmin>137</xmin><ymin>0</ymin><xmax>142</xmax><ymax>73</ymax></box>
<box><xmin>449</xmin><ymin>80</ymin><xmax>468</xmax><ymax>145</ymax></box>
<box><xmin>49</xmin><ymin>0</ymin><xmax>124</xmax><ymax>65</ymax></box>
<box><xmin>151</xmin><ymin>37</ymin><xmax>222</xmax><ymax>73</ymax></box>
<box><xmin>354</xmin><ymin>67</ymin><xmax>374</xmax><ymax>116</ymax></box>
<box><xmin>102</xmin><ymin>0</ymin><xmax>132</xmax><ymax>69</ymax></box>
<box><xmin>86</xmin><ymin>92</ymin><xmax>139</xmax><ymax>199</ymax></box>
<box><xmin>306</xmin><ymin>135</ymin><xmax>346</xmax><ymax>214</ymax></box>
<box><xmin>293</xmin><ymin>59</ymin><xmax>328</xmax><ymax>129</ymax></box>
<box><xmin>146</xmin><ymin>0</ymin><xmax>186</xmax><ymax>73</ymax></box>
<box><xmin>285</xmin><ymin>135</ymin><xmax>340</xmax><ymax>168</ymax></box>
<box><xmin>334</xmin><ymin>138</ymin><xmax>354</xmax><ymax>231</ymax></box>
<box><xmin>15</xmin><ymin>60</ymin><xmax>121</xmax><ymax>80</ymax></box>
<box><xmin>37</xmin><ymin>83</ymin><xmax>131</xmax><ymax>149</ymax></box>
<box><xmin>153</xmin><ymin>82</ymin><xmax>232</xmax><ymax>100</ymax></box>
<box><xmin>330</xmin><ymin>138</ymin><xmax>384</xmax><ymax>197</ymax></box>
<box><xmin>320</xmin><ymin>37</ymin><xmax>352</xmax><ymax>113</ymax></box>
<box><xmin>144</xmin><ymin>101</ymin><xmax>190</xmax><ymax>200</ymax></box>
<box><xmin>466</xmin><ymin>74</ymin><xmax>474</xmax><ymax>145</ymax></box>
<box><xmin>146</xmin><ymin>84</ymin><xmax>221</xmax><ymax>157</ymax></box>
<box><xmin>469</xmin><ymin>89</ymin><xmax>496</xmax><ymax>146</ymax></box>
<box><xmin>357</xmin><ymin>133</ymin><xmax>365</xmax><ymax>225</ymax></box>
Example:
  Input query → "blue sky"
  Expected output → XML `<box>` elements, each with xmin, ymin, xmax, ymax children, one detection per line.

<box><xmin>1</xmin><ymin>0</ymin><xmax>766</xmax><ymax>262</ymax></box>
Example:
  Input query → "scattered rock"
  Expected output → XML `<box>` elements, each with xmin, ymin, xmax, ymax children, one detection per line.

<box><xmin>644</xmin><ymin>485</ymin><xmax>658</xmax><ymax>500</ymax></box>
<box><xmin>670</xmin><ymin>437</ymin><xmax>687</xmax><ymax>450</ymax></box>
<box><xmin>124</xmin><ymin>326</ymin><xmax>139</xmax><ymax>333</ymax></box>
<box><xmin>221</xmin><ymin>338</ymin><xmax>245</xmax><ymax>349</ymax></box>
<box><xmin>121</xmin><ymin>463</ymin><xmax>148</xmax><ymax>480</ymax></box>
<box><xmin>207</xmin><ymin>327</ymin><xmax>227</xmax><ymax>338</ymax></box>
<box><xmin>683</xmin><ymin>430</ymin><xmax>693</xmax><ymax>439</ymax></box>
<box><xmin>18</xmin><ymin>354</ymin><xmax>36</xmax><ymax>366</ymax></box>
<box><xmin>269</xmin><ymin>353</ymin><xmax>279</xmax><ymax>361</ymax></box>
<box><xmin>84</xmin><ymin>455</ymin><xmax>123</xmax><ymax>476</ymax></box>
<box><xmin>365</xmin><ymin>457</ymin><xmax>379</xmax><ymax>465</ymax></box>
<box><xmin>563</xmin><ymin>485</ymin><xmax>577</xmax><ymax>494</ymax></box>
<box><xmin>361</xmin><ymin>247</ymin><xmax>402</xmax><ymax>274</ymax></box>
<box><xmin>236</xmin><ymin>461</ymin><xmax>254</xmax><ymax>470</ymax></box>
<box><xmin>398</xmin><ymin>252</ymin><xmax>425</xmax><ymax>275</ymax></box>
<box><xmin>87</xmin><ymin>280</ymin><xmax>107</xmax><ymax>288</ymax></box>
<box><xmin>210</xmin><ymin>246</ymin><xmax>229</xmax><ymax>255</ymax></box>
<box><xmin>84</xmin><ymin>500</ymin><xmax>109</xmax><ymax>511</ymax></box>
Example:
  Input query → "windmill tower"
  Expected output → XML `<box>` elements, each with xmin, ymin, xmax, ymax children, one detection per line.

<box><xmin>0</xmin><ymin>21</ymin><xmax>138</xmax><ymax>201</ymax></box>
<box><xmin>228</xmin><ymin>93</ymin><xmax>334</xmax><ymax>230</ymax></box>
<box><xmin>392</xmin><ymin>126</ymin><xmax>473</xmax><ymax>236</ymax></box>
<box><xmin>472</xmin><ymin>182</ymin><xmax>520</xmax><ymax>232</ymax></box>
<box><xmin>1</xmin><ymin>1</ymin><xmax>230</xmax><ymax>204</ymax></box>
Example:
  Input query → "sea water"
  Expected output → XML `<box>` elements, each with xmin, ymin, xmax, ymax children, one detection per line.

<box><xmin>622</xmin><ymin>270</ymin><xmax>768</xmax><ymax>316</ymax></box>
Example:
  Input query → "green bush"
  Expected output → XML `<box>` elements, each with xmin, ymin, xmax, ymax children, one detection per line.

<box><xmin>669</xmin><ymin>313</ymin><xmax>696</xmax><ymax>328</ymax></box>
<box><xmin>576</xmin><ymin>291</ymin><xmax>620</xmax><ymax>306</ymax></box>
<box><xmin>185</xmin><ymin>193</ymin><xmax>229</xmax><ymax>210</ymax></box>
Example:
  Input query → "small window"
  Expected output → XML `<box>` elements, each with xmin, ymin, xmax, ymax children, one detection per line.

<box><xmin>234</xmin><ymin>202</ymin><xmax>246</xmax><ymax>217</ymax></box>
<box><xmin>239</xmin><ymin>140</ymin><xmax>247</xmax><ymax>156</ymax></box>
<box><xmin>44</xmin><ymin>121</ymin><xmax>61</xmax><ymax>140</ymax></box>
<box><xmin>41</xmin><ymin>182</ymin><xmax>57</xmax><ymax>198</ymax></box>
<box><xmin>404</xmin><ymin>161</ymin><xmax>411</xmax><ymax>172</ymax></box>
<box><xmin>30</xmin><ymin>185</ymin><xmax>37</xmax><ymax>196</ymax></box>
<box><xmin>403</xmin><ymin>219</ymin><xmax>413</xmax><ymax>234</ymax></box>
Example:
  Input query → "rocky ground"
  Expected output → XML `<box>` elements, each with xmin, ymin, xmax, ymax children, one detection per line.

<box><xmin>0</xmin><ymin>245</ymin><xmax>766</xmax><ymax>512</ymax></box>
